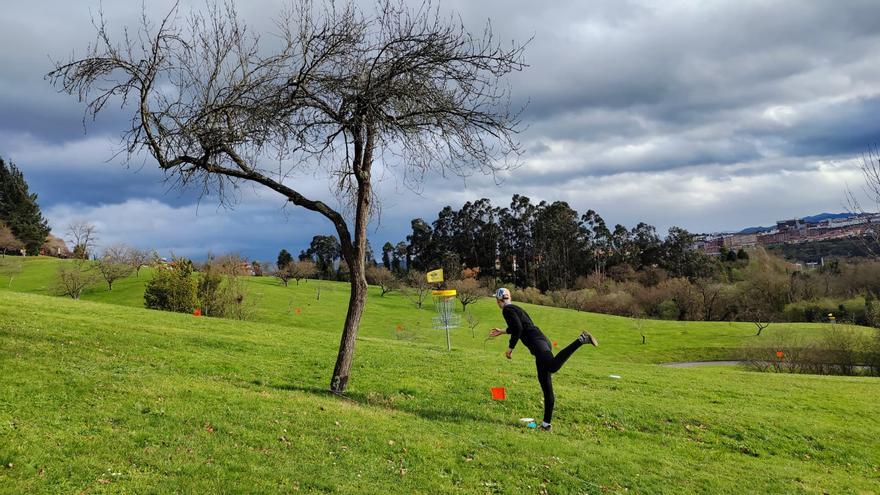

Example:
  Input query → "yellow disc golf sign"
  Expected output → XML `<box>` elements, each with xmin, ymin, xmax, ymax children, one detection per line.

<box><xmin>426</xmin><ymin>268</ymin><xmax>444</xmax><ymax>283</ymax></box>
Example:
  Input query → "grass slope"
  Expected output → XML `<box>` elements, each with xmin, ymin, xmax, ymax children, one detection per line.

<box><xmin>0</xmin><ymin>256</ymin><xmax>852</xmax><ymax>363</ymax></box>
<box><xmin>1</xmin><ymin>265</ymin><xmax>879</xmax><ymax>492</ymax></box>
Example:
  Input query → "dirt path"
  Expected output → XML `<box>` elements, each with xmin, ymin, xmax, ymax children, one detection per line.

<box><xmin>661</xmin><ymin>360</ymin><xmax>746</xmax><ymax>368</ymax></box>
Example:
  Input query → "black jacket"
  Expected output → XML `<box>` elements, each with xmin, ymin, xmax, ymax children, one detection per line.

<box><xmin>503</xmin><ymin>304</ymin><xmax>550</xmax><ymax>355</ymax></box>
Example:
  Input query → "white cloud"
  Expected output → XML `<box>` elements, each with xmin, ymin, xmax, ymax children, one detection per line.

<box><xmin>4</xmin><ymin>0</ymin><xmax>880</xmax><ymax>257</ymax></box>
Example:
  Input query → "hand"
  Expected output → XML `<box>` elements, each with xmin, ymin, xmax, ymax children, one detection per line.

<box><xmin>488</xmin><ymin>328</ymin><xmax>505</xmax><ymax>338</ymax></box>
<box><xmin>505</xmin><ymin>348</ymin><xmax>513</xmax><ymax>360</ymax></box>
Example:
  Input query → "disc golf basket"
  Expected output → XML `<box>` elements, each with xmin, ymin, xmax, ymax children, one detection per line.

<box><xmin>432</xmin><ymin>289</ymin><xmax>460</xmax><ymax>350</ymax></box>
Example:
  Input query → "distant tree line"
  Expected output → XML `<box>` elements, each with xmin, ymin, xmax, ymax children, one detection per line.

<box><xmin>379</xmin><ymin>195</ymin><xmax>716</xmax><ymax>291</ymax></box>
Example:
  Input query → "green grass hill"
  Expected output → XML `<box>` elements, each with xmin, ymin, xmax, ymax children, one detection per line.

<box><xmin>1</xmin><ymin>257</ymin><xmax>878</xmax><ymax>493</ymax></box>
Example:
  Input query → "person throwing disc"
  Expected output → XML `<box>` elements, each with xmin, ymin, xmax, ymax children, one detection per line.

<box><xmin>488</xmin><ymin>287</ymin><xmax>597</xmax><ymax>431</ymax></box>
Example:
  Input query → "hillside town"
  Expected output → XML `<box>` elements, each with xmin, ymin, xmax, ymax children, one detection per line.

<box><xmin>694</xmin><ymin>213</ymin><xmax>880</xmax><ymax>256</ymax></box>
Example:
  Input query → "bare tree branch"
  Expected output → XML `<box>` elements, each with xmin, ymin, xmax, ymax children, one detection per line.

<box><xmin>48</xmin><ymin>0</ymin><xmax>527</xmax><ymax>393</ymax></box>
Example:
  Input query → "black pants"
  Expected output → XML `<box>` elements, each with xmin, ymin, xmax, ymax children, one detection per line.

<box><xmin>534</xmin><ymin>338</ymin><xmax>583</xmax><ymax>424</ymax></box>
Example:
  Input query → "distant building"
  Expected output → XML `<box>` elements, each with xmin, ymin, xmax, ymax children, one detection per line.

<box><xmin>723</xmin><ymin>233</ymin><xmax>757</xmax><ymax>249</ymax></box>
<box><xmin>693</xmin><ymin>212</ymin><xmax>880</xmax><ymax>255</ymax></box>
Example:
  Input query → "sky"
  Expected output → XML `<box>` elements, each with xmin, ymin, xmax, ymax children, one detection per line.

<box><xmin>3</xmin><ymin>0</ymin><xmax>880</xmax><ymax>261</ymax></box>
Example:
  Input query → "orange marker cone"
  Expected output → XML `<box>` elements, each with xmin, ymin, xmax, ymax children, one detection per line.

<box><xmin>491</xmin><ymin>387</ymin><xmax>506</xmax><ymax>400</ymax></box>
<box><xmin>295</xmin><ymin>308</ymin><xmax>302</xmax><ymax>316</ymax></box>
<box><xmin>193</xmin><ymin>308</ymin><xmax>202</xmax><ymax>317</ymax></box>
<box><xmin>552</xmin><ymin>341</ymin><xmax>558</xmax><ymax>348</ymax></box>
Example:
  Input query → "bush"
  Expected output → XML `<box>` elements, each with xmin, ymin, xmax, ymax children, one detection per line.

<box><xmin>197</xmin><ymin>255</ymin><xmax>255</xmax><ymax>320</ymax></box>
<box><xmin>740</xmin><ymin>325</ymin><xmax>875</xmax><ymax>376</ymax></box>
<box><xmin>581</xmin><ymin>291</ymin><xmax>639</xmax><ymax>317</ymax></box>
<box><xmin>783</xmin><ymin>298</ymin><xmax>866</xmax><ymax>324</ymax></box>
<box><xmin>197</xmin><ymin>265</ymin><xmax>224</xmax><ymax>317</ymax></box>
<box><xmin>144</xmin><ymin>258</ymin><xmax>197</xmax><ymax>313</ymax></box>
<box><xmin>513</xmin><ymin>286</ymin><xmax>549</xmax><ymax>306</ymax></box>
<box><xmin>867</xmin><ymin>330</ymin><xmax>880</xmax><ymax>376</ymax></box>
<box><xmin>657</xmin><ymin>300</ymin><xmax>679</xmax><ymax>320</ymax></box>
<box><xmin>366</xmin><ymin>265</ymin><xmax>399</xmax><ymax>296</ymax></box>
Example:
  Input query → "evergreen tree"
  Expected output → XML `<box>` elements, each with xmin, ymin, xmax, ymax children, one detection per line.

<box><xmin>381</xmin><ymin>242</ymin><xmax>393</xmax><ymax>270</ymax></box>
<box><xmin>306</xmin><ymin>235</ymin><xmax>341</xmax><ymax>279</ymax></box>
<box><xmin>277</xmin><ymin>249</ymin><xmax>293</xmax><ymax>270</ymax></box>
<box><xmin>0</xmin><ymin>158</ymin><xmax>50</xmax><ymax>255</ymax></box>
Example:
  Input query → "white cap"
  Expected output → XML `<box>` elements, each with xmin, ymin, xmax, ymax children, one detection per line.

<box><xmin>495</xmin><ymin>287</ymin><xmax>511</xmax><ymax>300</ymax></box>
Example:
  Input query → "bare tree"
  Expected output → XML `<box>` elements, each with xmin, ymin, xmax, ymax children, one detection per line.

<box><xmin>695</xmin><ymin>278</ymin><xmax>724</xmax><ymax>321</ymax></box>
<box><xmin>273</xmin><ymin>263</ymin><xmax>293</xmax><ymax>287</ymax></box>
<box><xmin>96</xmin><ymin>244</ymin><xmax>134</xmax><ymax>290</ymax></box>
<box><xmin>449</xmin><ymin>277</ymin><xmax>482</xmax><ymax>312</ymax></box>
<box><xmin>66</xmin><ymin>221</ymin><xmax>98</xmax><ymax>261</ymax></box>
<box><xmin>845</xmin><ymin>146</ymin><xmax>880</xmax><ymax>257</ymax></box>
<box><xmin>0</xmin><ymin>221</ymin><xmax>24</xmax><ymax>257</ymax></box>
<box><xmin>289</xmin><ymin>260</ymin><xmax>317</xmax><ymax>285</ymax></box>
<box><xmin>0</xmin><ymin>257</ymin><xmax>23</xmax><ymax>288</ymax></box>
<box><xmin>743</xmin><ymin>307</ymin><xmax>773</xmax><ymax>336</ymax></box>
<box><xmin>126</xmin><ymin>246</ymin><xmax>151</xmax><ymax>277</ymax></box>
<box><xmin>633</xmin><ymin>313</ymin><xmax>647</xmax><ymax>344</ymax></box>
<box><xmin>465</xmin><ymin>311</ymin><xmax>479</xmax><ymax>338</ymax></box>
<box><xmin>365</xmin><ymin>265</ymin><xmax>398</xmax><ymax>296</ymax></box>
<box><xmin>54</xmin><ymin>263</ymin><xmax>98</xmax><ymax>299</ymax></box>
<box><xmin>49</xmin><ymin>1</ymin><xmax>525</xmax><ymax>393</ymax></box>
<box><xmin>404</xmin><ymin>270</ymin><xmax>431</xmax><ymax>309</ymax></box>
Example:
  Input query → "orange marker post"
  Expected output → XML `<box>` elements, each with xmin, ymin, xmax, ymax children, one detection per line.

<box><xmin>776</xmin><ymin>351</ymin><xmax>784</xmax><ymax>359</ymax></box>
<box><xmin>491</xmin><ymin>387</ymin><xmax>506</xmax><ymax>400</ymax></box>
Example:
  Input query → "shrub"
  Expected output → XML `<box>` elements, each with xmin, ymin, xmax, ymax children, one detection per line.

<box><xmin>739</xmin><ymin>325</ymin><xmax>875</xmax><ymax>376</ymax></box>
<box><xmin>144</xmin><ymin>257</ymin><xmax>197</xmax><ymax>313</ymax></box>
<box><xmin>513</xmin><ymin>286</ymin><xmax>549</xmax><ymax>306</ymax></box>
<box><xmin>197</xmin><ymin>255</ymin><xmax>255</xmax><ymax>320</ymax></box>
<box><xmin>197</xmin><ymin>264</ymin><xmax>224</xmax><ymax>317</ymax></box>
<box><xmin>783</xmin><ymin>298</ymin><xmax>867</xmax><ymax>324</ymax></box>
<box><xmin>657</xmin><ymin>300</ymin><xmax>679</xmax><ymax>320</ymax></box>
<box><xmin>448</xmin><ymin>277</ymin><xmax>482</xmax><ymax>312</ymax></box>
<box><xmin>867</xmin><ymin>330</ymin><xmax>880</xmax><ymax>376</ymax></box>
<box><xmin>581</xmin><ymin>291</ymin><xmax>639</xmax><ymax>317</ymax></box>
<box><xmin>54</xmin><ymin>262</ymin><xmax>98</xmax><ymax>300</ymax></box>
<box><xmin>366</xmin><ymin>265</ymin><xmax>399</xmax><ymax>296</ymax></box>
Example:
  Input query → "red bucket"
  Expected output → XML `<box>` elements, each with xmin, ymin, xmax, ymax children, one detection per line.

<box><xmin>491</xmin><ymin>387</ymin><xmax>506</xmax><ymax>400</ymax></box>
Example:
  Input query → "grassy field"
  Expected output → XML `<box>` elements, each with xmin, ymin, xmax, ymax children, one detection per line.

<box><xmin>1</xmin><ymin>257</ymin><xmax>879</xmax><ymax>493</ymax></box>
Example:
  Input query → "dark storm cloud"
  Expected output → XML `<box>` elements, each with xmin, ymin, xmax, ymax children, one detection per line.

<box><xmin>779</xmin><ymin>96</ymin><xmax>880</xmax><ymax>157</ymax></box>
<box><xmin>2</xmin><ymin>0</ymin><xmax>880</xmax><ymax>257</ymax></box>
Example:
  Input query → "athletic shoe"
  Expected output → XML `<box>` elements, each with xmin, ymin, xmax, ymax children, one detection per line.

<box><xmin>538</xmin><ymin>423</ymin><xmax>552</xmax><ymax>431</ymax></box>
<box><xmin>578</xmin><ymin>331</ymin><xmax>598</xmax><ymax>346</ymax></box>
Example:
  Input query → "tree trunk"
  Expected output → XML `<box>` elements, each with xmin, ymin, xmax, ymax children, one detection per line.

<box><xmin>328</xmin><ymin>126</ymin><xmax>373</xmax><ymax>394</ymax></box>
<box><xmin>330</xmin><ymin>259</ymin><xmax>367</xmax><ymax>393</ymax></box>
